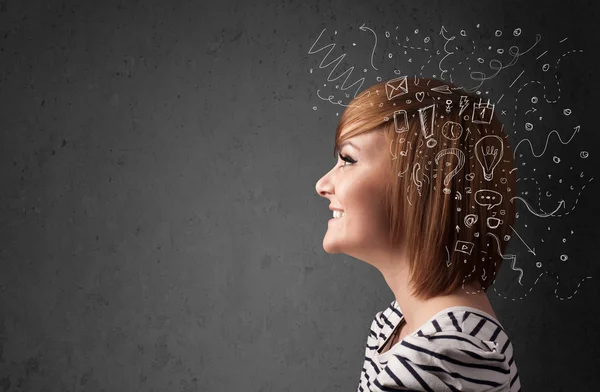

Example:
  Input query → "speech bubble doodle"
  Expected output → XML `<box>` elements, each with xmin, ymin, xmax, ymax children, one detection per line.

<box><xmin>475</xmin><ymin>189</ymin><xmax>503</xmax><ymax>210</ymax></box>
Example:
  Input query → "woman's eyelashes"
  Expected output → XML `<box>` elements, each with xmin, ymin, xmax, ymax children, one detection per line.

<box><xmin>338</xmin><ymin>152</ymin><xmax>356</xmax><ymax>167</ymax></box>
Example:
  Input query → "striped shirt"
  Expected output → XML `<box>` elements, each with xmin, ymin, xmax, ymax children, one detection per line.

<box><xmin>357</xmin><ymin>300</ymin><xmax>521</xmax><ymax>391</ymax></box>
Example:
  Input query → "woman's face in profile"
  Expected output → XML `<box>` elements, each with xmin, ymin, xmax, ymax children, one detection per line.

<box><xmin>315</xmin><ymin>130</ymin><xmax>391</xmax><ymax>260</ymax></box>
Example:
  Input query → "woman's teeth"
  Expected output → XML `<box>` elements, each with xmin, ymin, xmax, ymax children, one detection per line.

<box><xmin>333</xmin><ymin>211</ymin><xmax>345</xmax><ymax>218</ymax></box>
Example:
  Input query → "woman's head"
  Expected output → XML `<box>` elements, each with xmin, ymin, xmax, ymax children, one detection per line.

<box><xmin>315</xmin><ymin>76</ymin><xmax>517</xmax><ymax>300</ymax></box>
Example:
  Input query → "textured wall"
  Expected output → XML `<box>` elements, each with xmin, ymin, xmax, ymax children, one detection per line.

<box><xmin>1</xmin><ymin>0</ymin><xmax>599</xmax><ymax>391</ymax></box>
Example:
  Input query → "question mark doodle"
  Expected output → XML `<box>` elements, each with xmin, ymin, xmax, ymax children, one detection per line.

<box><xmin>434</xmin><ymin>148</ymin><xmax>465</xmax><ymax>193</ymax></box>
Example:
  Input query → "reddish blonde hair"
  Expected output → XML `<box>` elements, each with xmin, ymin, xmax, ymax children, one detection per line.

<box><xmin>334</xmin><ymin>77</ymin><xmax>517</xmax><ymax>300</ymax></box>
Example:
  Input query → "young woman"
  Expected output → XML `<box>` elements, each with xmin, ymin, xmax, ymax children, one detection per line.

<box><xmin>315</xmin><ymin>77</ymin><xmax>520</xmax><ymax>391</ymax></box>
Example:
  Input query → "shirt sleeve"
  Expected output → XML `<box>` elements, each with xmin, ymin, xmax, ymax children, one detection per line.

<box><xmin>371</xmin><ymin>333</ymin><xmax>511</xmax><ymax>392</ymax></box>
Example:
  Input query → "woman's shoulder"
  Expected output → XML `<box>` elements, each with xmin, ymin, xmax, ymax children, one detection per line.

<box><xmin>377</xmin><ymin>327</ymin><xmax>515</xmax><ymax>391</ymax></box>
<box><xmin>376</xmin><ymin>307</ymin><xmax>518</xmax><ymax>391</ymax></box>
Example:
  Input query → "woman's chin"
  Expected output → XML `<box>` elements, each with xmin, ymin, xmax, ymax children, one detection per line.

<box><xmin>322</xmin><ymin>239</ymin><xmax>343</xmax><ymax>254</ymax></box>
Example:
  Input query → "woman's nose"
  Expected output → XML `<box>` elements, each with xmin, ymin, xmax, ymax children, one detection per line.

<box><xmin>316</xmin><ymin>172</ymin><xmax>333</xmax><ymax>198</ymax></box>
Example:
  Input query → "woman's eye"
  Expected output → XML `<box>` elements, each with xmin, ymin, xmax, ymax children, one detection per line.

<box><xmin>339</xmin><ymin>152</ymin><xmax>356</xmax><ymax>167</ymax></box>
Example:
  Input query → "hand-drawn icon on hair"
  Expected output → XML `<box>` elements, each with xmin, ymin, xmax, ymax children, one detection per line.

<box><xmin>458</xmin><ymin>96</ymin><xmax>470</xmax><ymax>116</ymax></box>
<box><xmin>431</xmin><ymin>84</ymin><xmax>453</xmax><ymax>94</ymax></box>
<box><xmin>418</xmin><ymin>104</ymin><xmax>436</xmax><ymax>139</ymax></box>
<box><xmin>486</xmin><ymin>217</ymin><xmax>503</xmax><ymax>229</ymax></box>
<box><xmin>435</xmin><ymin>148</ymin><xmax>465</xmax><ymax>193</ymax></box>
<box><xmin>400</xmin><ymin>141</ymin><xmax>411</xmax><ymax>157</ymax></box>
<box><xmin>475</xmin><ymin>135</ymin><xmax>504</xmax><ymax>181</ymax></box>
<box><xmin>455</xmin><ymin>240</ymin><xmax>474</xmax><ymax>255</ymax></box>
<box><xmin>475</xmin><ymin>190</ymin><xmax>503</xmax><ymax>210</ymax></box>
<box><xmin>393</xmin><ymin>110</ymin><xmax>409</xmax><ymax>133</ymax></box>
<box><xmin>441</xmin><ymin>121</ymin><xmax>463</xmax><ymax>140</ymax></box>
<box><xmin>385</xmin><ymin>76</ymin><xmax>409</xmax><ymax>99</ymax></box>
<box><xmin>464</xmin><ymin>214</ymin><xmax>478</xmax><ymax>228</ymax></box>
<box><xmin>472</xmin><ymin>99</ymin><xmax>495</xmax><ymax>124</ymax></box>
<box><xmin>411</xmin><ymin>162</ymin><xmax>430</xmax><ymax>197</ymax></box>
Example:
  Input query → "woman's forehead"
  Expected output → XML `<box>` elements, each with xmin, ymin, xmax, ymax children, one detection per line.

<box><xmin>339</xmin><ymin>129</ymin><xmax>385</xmax><ymax>147</ymax></box>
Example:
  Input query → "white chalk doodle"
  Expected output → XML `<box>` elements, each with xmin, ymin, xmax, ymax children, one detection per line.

<box><xmin>475</xmin><ymin>135</ymin><xmax>504</xmax><ymax>181</ymax></box>
<box><xmin>418</xmin><ymin>103</ymin><xmax>436</xmax><ymax>139</ymax></box>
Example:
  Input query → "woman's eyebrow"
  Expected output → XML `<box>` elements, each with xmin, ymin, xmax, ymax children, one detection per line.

<box><xmin>339</xmin><ymin>141</ymin><xmax>360</xmax><ymax>151</ymax></box>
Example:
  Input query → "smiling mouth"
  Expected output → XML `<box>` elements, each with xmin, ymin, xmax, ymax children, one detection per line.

<box><xmin>333</xmin><ymin>210</ymin><xmax>345</xmax><ymax>218</ymax></box>
<box><xmin>331</xmin><ymin>211</ymin><xmax>345</xmax><ymax>220</ymax></box>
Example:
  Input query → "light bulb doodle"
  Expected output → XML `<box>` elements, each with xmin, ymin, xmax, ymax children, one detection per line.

<box><xmin>475</xmin><ymin>135</ymin><xmax>504</xmax><ymax>181</ymax></box>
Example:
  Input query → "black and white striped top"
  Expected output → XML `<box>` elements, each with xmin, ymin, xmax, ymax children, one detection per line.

<box><xmin>357</xmin><ymin>300</ymin><xmax>521</xmax><ymax>391</ymax></box>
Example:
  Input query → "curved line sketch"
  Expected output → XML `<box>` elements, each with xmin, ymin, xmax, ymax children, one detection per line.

<box><xmin>400</xmin><ymin>141</ymin><xmax>411</xmax><ymax>156</ymax></box>
<box><xmin>359</xmin><ymin>23</ymin><xmax>379</xmax><ymax>71</ymax></box>
<box><xmin>438</xmin><ymin>26</ymin><xmax>456</xmax><ymax>81</ymax></box>
<box><xmin>513</xmin><ymin>125</ymin><xmax>580</xmax><ymax>159</ymax></box>
<box><xmin>412</xmin><ymin>163</ymin><xmax>422</xmax><ymax>193</ymax></box>
<box><xmin>316</xmin><ymin>89</ymin><xmax>361</xmax><ymax>108</ymax></box>
<box><xmin>466</xmin><ymin>34</ymin><xmax>541</xmax><ymax>93</ymax></box>
<box><xmin>510</xmin><ymin>197</ymin><xmax>565</xmax><ymax>218</ymax></box>
<box><xmin>389</xmin><ymin>139</ymin><xmax>398</xmax><ymax>160</ymax></box>
<box><xmin>487</xmin><ymin>233</ymin><xmax>524</xmax><ymax>286</ymax></box>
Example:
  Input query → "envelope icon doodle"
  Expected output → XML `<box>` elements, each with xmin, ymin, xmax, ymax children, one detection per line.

<box><xmin>385</xmin><ymin>76</ymin><xmax>408</xmax><ymax>100</ymax></box>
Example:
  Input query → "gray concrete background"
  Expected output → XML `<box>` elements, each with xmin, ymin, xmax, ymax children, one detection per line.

<box><xmin>1</xmin><ymin>0</ymin><xmax>600</xmax><ymax>391</ymax></box>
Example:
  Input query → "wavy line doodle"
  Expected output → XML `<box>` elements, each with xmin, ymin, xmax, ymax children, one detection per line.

<box><xmin>308</xmin><ymin>28</ymin><xmax>367</xmax><ymax>100</ymax></box>
<box><xmin>513</xmin><ymin>125</ymin><xmax>580</xmax><ymax>159</ymax></box>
